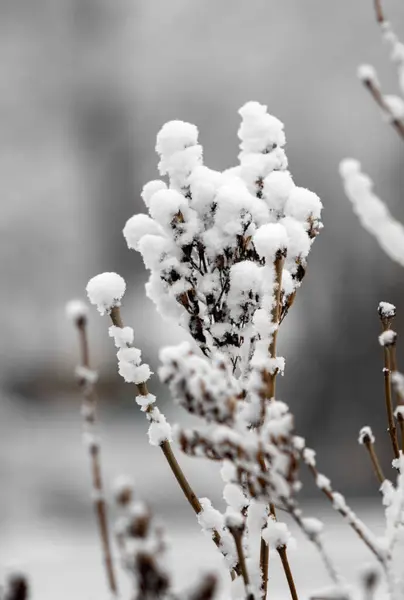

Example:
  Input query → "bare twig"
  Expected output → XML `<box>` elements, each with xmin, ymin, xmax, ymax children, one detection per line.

<box><xmin>379</xmin><ymin>318</ymin><xmax>400</xmax><ymax>459</ymax></box>
<box><xmin>109</xmin><ymin>306</ymin><xmax>237</xmax><ymax>578</ymax></box>
<box><xmin>73</xmin><ymin>314</ymin><xmax>118</xmax><ymax>596</ymax></box>
<box><xmin>362</xmin><ymin>437</ymin><xmax>385</xmax><ymax>485</ymax></box>
<box><xmin>374</xmin><ymin>0</ymin><xmax>385</xmax><ymax>24</ymax></box>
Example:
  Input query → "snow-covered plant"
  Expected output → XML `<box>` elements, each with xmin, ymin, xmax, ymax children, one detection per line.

<box><xmin>81</xmin><ymin>101</ymin><xmax>327</xmax><ymax>600</ymax></box>
<box><xmin>62</xmin><ymin>94</ymin><xmax>404</xmax><ymax>600</ymax></box>
<box><xmin>340</xmin><ymin>0</ymin><xmax>404</xmax><ymax>265</ymax></box>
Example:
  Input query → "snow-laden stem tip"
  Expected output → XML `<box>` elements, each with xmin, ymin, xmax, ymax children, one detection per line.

<box><xmin>68</xmin><ymin>301</ymin><xmax>118</xmax><ymax>596</ymax></box>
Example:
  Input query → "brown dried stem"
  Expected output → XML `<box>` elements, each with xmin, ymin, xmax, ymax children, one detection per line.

<box><xmin>374</xmin><ymin>0</ymin><xmax>385</xmax><ymax>24</ymax></box>
<box><xmin>74</xmin><ymin>318</ymin><xmax>118</xmax><ymax>596</ymax></box>
<box><xmin>278</xmin><ymin>545</ymin><xmax>299</xmax><ymax>600</ymax></box>
<box><xmin>361</xmin><ymin>437</ymin><xmax>385</xmax><ymax>485</ymax></box>
<box><xmin>229</xmin><ymin>526</ymin><xmax>252</xmax><ymax>599</ymax></box>
<box><xmin>379</xmin><ymin>321</ymin><xmax>400</xmax><ymax>459</ymax></box>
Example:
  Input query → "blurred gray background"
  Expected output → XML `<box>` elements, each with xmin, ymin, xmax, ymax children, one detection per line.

<box><xmin>1</xmin><ymin>0</ymin><xmax>404</xmax><ymax>597</ymax></box>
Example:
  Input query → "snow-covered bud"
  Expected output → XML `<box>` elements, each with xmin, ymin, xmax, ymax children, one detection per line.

<box><xmin>357</xmin><ymin>64</ymin><xmax>378</xmax><ymax>84</ymax></box>
<box><xmin>383</xmin><ymin>95</ymin><xmax>404</xmax><ymax>121</ymax></box>
<box><xmin>113</xmin><ymin>474</ymin><xmax>135</xmax><ymax>506</ymax></box>
<box><xmin>75</xmin><ymin>365</ymin><xmax>98</xmax><ymax>385</ymax></box>
<box><xmin>238</xmin><ymin>101</ymin><xmax>286</xmax><ymax>153</ymax></box>
<box><xmin>394</xmin><ymin>405</ymin><xmax>404</xmax><ymax>422</ymax></box>
<box><xmin>262</xmin><ymin>517</ymin><xmax>292</xmax><ymax>549</ymax></box>
<box><xmin>197</xmin><ymin>498</ymin><xmax>224</xmax><ymax>532</ymax></box>
<box><xmin>224</xmin><ymin>508</ymin><xmax>245</xmax><ymax>531</ymax></box>
<box><xmin>378</xmin><ymin>301</ymin><xmax>396</xmax><ymax>320</ymax></box>
<box><xmin>118</xmin><ymin>361</ymin><xmax>152</xmax><ymax>384</ymax></box>
<box><xmin>378</xmin><ymin>330</ymin><xmax>397</xmax><ymax>347</ymax></box>
<box><xmin>123</xmin><ymin>213</ymin><xmax>163</xmax><ymax>250</ymax></box>
<box><xmin>253</xmin><ymin>222</ymin><xmax>288</xmax><ymax>261</ymax></box>
<box><xmin>86</xmin><ymin>272</ymin><xmax>126</xmax><ymax>316</ymax></box>
<box><xmin>358</xmin><ymin>426</ymin><xmax>375</xmax><ymax>445</ymax></box>
<box><xmin>301</xmin><ymin>517</ymin><xmax>324</xmax><ymax>537</ymax></box>
<box><xmin>141</xmin><ymin>180</ymin><xmax>167</xmax><ymax>208</ymax></box>
<box><xmin>65</xmin><ymin>299</ymin><xmax>89</xmax><ymax>326</ymax></box>
<box><xmin>359</xmin><ymin>564</ymin><xmax>380</xmax><ymax>595</ymax></box>
<box><xmin>284</xmin><ymin>186</ymin><xmax>323</xmax><ymax>225</ymax></box>
<box><xmin>147</xmin><ymin>407</ymin><xmax>172</xmax><ymax>446</ymax></box>
<box><xmin>108</xmin><ymin>325</ymin><xmax>134</xmax><ymax>348</ymax></box>
<box><xmin>223</xmin><ymin>483</ymin><xmax>249</xmax><ymax>511</ymax></box>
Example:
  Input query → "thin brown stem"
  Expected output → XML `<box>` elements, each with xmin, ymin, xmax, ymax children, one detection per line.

<box><xmin>363</xmin><ymin>441</ymin><xmax>385</xmax><ymax>485</ymax></box>
<box><xmin>374</xmin><ymin>0</ymin><xmax>385</xmax><ymax>24</ymax></box>
<box><xmin>74</xmin><ymin>320</ymin><xmax>118</xmax><ymax>596</ymax></box>
<box><xmin>382</xmin><ymin>350</ymin><xmax>400</xmax><ymax>459</ymax></box>
<box><xmin>229</xmin><ymin>528</ymin><xmax>251</xmax><ymax>597</ymax></box>
<box><xmin>278</xmin><ymin>546</ymin><xmax>299</xmax><ymax>600</ymax></box>
<box><xmin>361</xmin><ymin>78</ymin><xmax>404</xmax><ymax>141</ymax></box>
<box><xmin>108</xmin><ymin>306</ymin><xmax>237</xmax><ymax>578</ymax></box>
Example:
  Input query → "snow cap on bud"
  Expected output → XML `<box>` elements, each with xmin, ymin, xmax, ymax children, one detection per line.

<box><xmin>86</xmin><ymin>272</ymin><xmax>126</xmax><ymax>315</ymax></box>
<box><xmin>156</xmin><ymin>120</ymin><xmax>199</xmax><ymax>158</ymax></box>
<box><xmin>65</xmin><ymin>299</ymin><xmax>89</xmax><ymax>325</ymax></box>
<box><xmin>357</xmin><ymin>64</ymin><xmax>378</xmax><ymax>84</ymax></box>
<box><xmin>253</xmin><ymin>222</ymin><xmax>288</xmax><ymax>261</ymax></box>
<box><xmin>141</xmin><ymin>180</ymin><xmax>167</xmax><ymax>208</ymax></box>
<box><xmin>378</xmin><ymin>301</ymin><xmax>396</xmax><ymax>320</ymax></box>
<box><xmin>358</xmin><ymin>426</ymin><xmax>375</xmax><ymax>445</ymax></box>
<box><xmin>378</xmin><ymin>330</ymin><xmax>397</xmax><ymax>347</ymax></box>
<box><xmin>123</xmin><ymin>213</ymin><xmax>163</xmax><ymax>250</ymax></box>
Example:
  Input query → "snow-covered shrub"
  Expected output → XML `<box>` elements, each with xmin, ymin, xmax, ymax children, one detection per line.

<box><xmin>61</xmin><ymin>95</ymin><xmax>404</xmax><ymax>599</ymax></box>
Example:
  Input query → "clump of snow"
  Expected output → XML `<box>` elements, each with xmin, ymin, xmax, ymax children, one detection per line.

<box><xmin>340</xmin><ymin>160</ymin><xmax>404</xmax><ymax>267</ymax></box>
<box><xmin>379</xmin><ymin>330</ymin><xmax>397</xmax><ymax>347</ymax></box>
<box><xmin>75</xmin><ymin>365</ymin><xmax>98</xmax><ymax>385</ymax></box>
<box><xmin>357</xmin><ymin>64</ymin><xmax>378</xmax><ymax>83</ymax></box>
<box><xmin>147</xmin><ymin>407</ymin><xmax>172</xmax><ymax>446</ymax></box>
<box><xmin>108</xmin><ymin>325</ymin><xmax>134</xmax><ymax>348</ymax></box>
<box><xmin>86</xmin><ymin>273</ymin><xmax>126</xmax><ymax>315</ymax></box>
<box><xmin>65</xmin><ymin>299</ymin><xmax>89</xmax><ymax>323</ymax></box>
<box><xmin>378</xmin><ymin>301</ymin><xmax>396</xmax><ymax>319</ymax></box>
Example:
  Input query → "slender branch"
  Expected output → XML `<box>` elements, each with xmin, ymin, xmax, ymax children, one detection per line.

<box><xmin>278</xmin><ymin>546</ymin><xmax>299</xmax><ymax>600</ymax></box>
<box><xmin>74</xmin><ymin>319</ymin><xmax>118</xmax><ymax>596</ymax></box>
<box><xmin>374</xmin><ymin>0</ymin><xmax>385</xmax><ymax>24</ymax></box>
<box><xmin>363</xmin><ymin>439</ymin><xmax>385</xmax><ymax>485</ymax></box>
<box><xmin>109</xmin><ymin>306</ymin><xmax>236</xmax><ymax>577</ymax></box>
<box><xmin>379</xmin><ymin>320</ymin><xmax>400</xmax><ymax>459</ymax></box>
